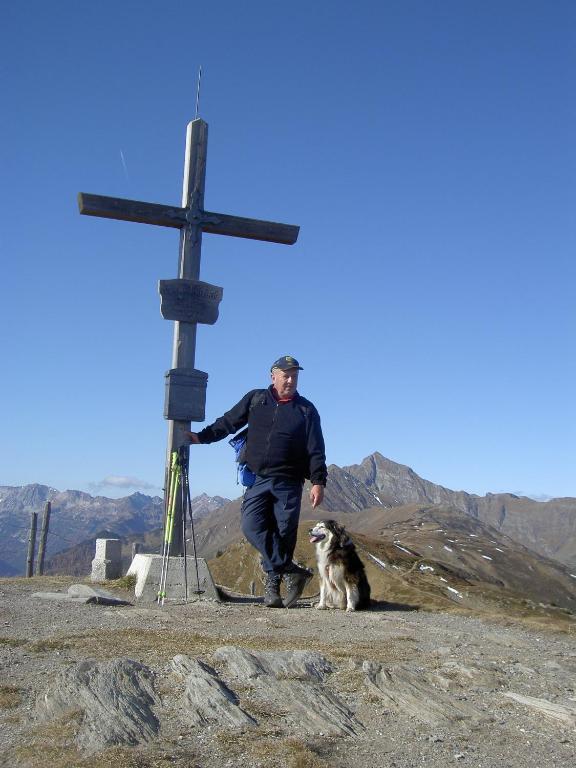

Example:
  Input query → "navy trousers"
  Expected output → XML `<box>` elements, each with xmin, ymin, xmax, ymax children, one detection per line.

<box><xmin>241</xmin><ymin>475</ymin><xmax>303</xmax><ymax>575</ymax></box>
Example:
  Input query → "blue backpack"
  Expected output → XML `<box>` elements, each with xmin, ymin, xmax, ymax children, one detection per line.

<box><xmin>228</xmin><ymin>428</ymin><xmax>256</xmax><ymax>488</ymax></box>
<box><xmin>228</xmin><ymin>390</ymin><xmax>267</xmax><ymax>488</ymax></box>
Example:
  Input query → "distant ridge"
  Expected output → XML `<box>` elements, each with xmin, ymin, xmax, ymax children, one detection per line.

<box><xmin>0</xmin><ymin>484</ymin><xmax>229</xmax><ymax>577</ymax></box>
<box><xmin>1</xmin><ymin>453</ymin><xmax>575</xmax><ymax>576</ymax></box>
<box><xmin>339</xmin><ymin>453</ymin><xmax>576</xmax><ymax>568</ymax></box>
<box><xmin>178</xmin><ymin>453</ymin><xmax>576</xmax><ymax>572</ymax></box>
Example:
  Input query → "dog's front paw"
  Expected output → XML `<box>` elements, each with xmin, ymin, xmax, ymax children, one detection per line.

<box><xmin>345</xmin><ymin>605</ymin><xmax>356</xmax><ymax>612</ymax></box>
<box><xmin>315</xmin><ymin>602</ymin><xmax>327</xmax><ymax>610</ymax></box>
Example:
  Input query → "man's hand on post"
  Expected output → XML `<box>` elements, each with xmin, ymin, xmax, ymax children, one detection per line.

<box><xmin>184</xmin><ymin>432</ymin><xmax>201</xmax><ymax>445</ymax></box>
<box><xmin>310</xmin><ymin>484</ymin><xmax>324</xmax><ymax>509</ymax></box>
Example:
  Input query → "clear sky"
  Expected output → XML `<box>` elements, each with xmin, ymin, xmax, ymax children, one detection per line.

<box><xmin>1</xmin><ymin>1</ymin><xmax>574</xmax><ymax>502</ymax></box>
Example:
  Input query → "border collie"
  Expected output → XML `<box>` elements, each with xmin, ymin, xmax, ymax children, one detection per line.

<box><xmin>309</xmin><ymin>520</ymin><xmax>371</xmax><ymax>611</ymax></box>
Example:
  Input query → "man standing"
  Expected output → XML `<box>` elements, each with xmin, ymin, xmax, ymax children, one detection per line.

<box><xmin>186</xmin><ymin>356</ymin><xmax>327</xmax><ymax>608</ymax></box>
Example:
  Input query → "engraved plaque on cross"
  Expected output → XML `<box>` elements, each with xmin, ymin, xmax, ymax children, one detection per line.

<box><xmin>158</xmin><ymin>279</ymin><xmax>223</xmax><ymax>324</ymax></box>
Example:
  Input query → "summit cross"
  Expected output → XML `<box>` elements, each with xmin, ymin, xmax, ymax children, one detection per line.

<box><xmin>78</xmin><ymin>118</ymin><xmax>299</xmax><ymax>553</ymax></box>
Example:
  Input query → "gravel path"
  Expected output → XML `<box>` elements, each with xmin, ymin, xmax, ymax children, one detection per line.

<box><xmin>1</xmin><ymin>576</ymin><xmax>575</xmax><ymax>768</ymax></box>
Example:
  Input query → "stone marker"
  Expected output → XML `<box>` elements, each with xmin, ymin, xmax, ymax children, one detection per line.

<box><xmin>127</xmin><ymin>553</ymin><xmax>221</xmax><ymax>602</ymax></box>
<box><xmin>91</xmin><ymin>538</ymin><xmax>122</xmax><ymax>582</ymax></box>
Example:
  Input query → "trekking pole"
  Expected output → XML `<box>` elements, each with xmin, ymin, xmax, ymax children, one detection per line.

<box><xmin>158</xmin><ymin>451</ymin><xmax>180</xmax><ymax>605</ymax></box>
<box><xmin>158</xmin><ymin>456</ymin><xmax>172</xmax><ymax>602</ymax></box>
<box><xmin>159</xmin><ymin>452</ymin><xmax>179</xmax><ymax>604</ymax></box>
<box><xmin>180</xmin><ymin>446</ymin><xmax>203</xmax><ymax>595</ymax></box>
<box><xmin>179</xmin><ymin>445</ymin><xmax>189</xmax><ymax>602</ymax></box>
<box><xmin>157</xmin><ymin>459</ymin><xmax>173</xmax><ymax>605</ymax></box>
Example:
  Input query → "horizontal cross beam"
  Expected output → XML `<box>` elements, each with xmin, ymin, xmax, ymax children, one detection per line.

<box><xmin>78</xmin><ymin>193</ymin><xmax>299</xmax><ymax>245</ymax></box>
<box><xmin>78</xmin><ymin>192</ymin><xmax>184</xmax><ymax>228</ymax></box>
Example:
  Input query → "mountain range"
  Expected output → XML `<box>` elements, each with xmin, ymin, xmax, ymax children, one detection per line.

<box><xmin>327</xmin><ymin>453</ymin><xmax>576</xmax><ymax>568</ymax></box>
<box><xmin>189</xmin><ymin>453</ymin><xmax>576</xmax><ymax>572</ymax></box>
<box><xmin>1</xmin><ymin>452</ymin><xmax>575</xmax><ymax>583</ymax></box>
<box><xmin>0</xmin><ymin>484</ymin><xmax>228</xmax><ymax>576</ymax></box>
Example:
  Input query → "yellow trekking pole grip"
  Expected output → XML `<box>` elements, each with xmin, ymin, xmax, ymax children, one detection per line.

<box><xmin>164</xmin><ymin>451</ymin><xmax>180</xmax><ymax>545</ymax></box>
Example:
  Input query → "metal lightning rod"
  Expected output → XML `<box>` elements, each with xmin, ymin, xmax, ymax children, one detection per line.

<box><xmin>195</xmin><ymin>66</ymin><xmax>203</xmax><ymax>119</ymax></box>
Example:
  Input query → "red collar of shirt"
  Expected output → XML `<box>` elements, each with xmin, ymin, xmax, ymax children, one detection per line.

<box><xmin>271</xmin><ymin>386</ymin><xmax>296</xmax><ymax>404</ymax></box>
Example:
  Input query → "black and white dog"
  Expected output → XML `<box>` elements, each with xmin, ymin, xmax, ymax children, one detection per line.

<box><xmin>309</xmin><ymin>520</ymin><xmax>371</xmax><ymax>611</ymax></box>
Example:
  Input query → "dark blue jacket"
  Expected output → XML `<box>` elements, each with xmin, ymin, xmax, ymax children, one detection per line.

<box><xmin>197</xmin><ymin>387</ymin><xmax>327</xmax><ymax>486</ymax></box>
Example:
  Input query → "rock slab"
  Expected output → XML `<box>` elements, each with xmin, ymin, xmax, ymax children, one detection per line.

<box><xmin>37</xmin><ymin>658</ymin><xmax>160</xmax><ymax>754</ymax></box>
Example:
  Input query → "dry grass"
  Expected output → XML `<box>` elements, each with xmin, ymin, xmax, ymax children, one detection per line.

<box><xmin>105</xmin><ymin>574</ymin><xmax>137</xmax><ymax>591</ymax></box>
<box><xmin>240</xmin><ymin>696</ymin><xmax>291</xmax><ymax>720</ymax></box>
<box><xmin>12</xmin><ymin>708</ymin><xmax>83</xmax><ymax>766</ymax></box>
<box><xmin>15</xmin><ymin>628</ymin><xmax>219</xmax><ymax>667</ymax></box>
<box><xmin>215</xmin><ymin>727</ymin><xmax>330</xmax><ymax>768</ymax></box>
<box><xmin>473</xmin><ymin>607</ymin><xmax>576</xmax><ymax>635</ymax></box>
<box><xmin>0</xmin><ymin>575</ymin><xmax>76</xmax><ymax>589</ymax></box>
<box><xmin>11</xmin><ymin>742</ymin><xmax>200</xmax><ymax>768</ymax></box>
<box><xmin>23</xmin><ymin>623</ymin><xmax>419</xmax><ymax>669</ymax></box>
<box><xmin>250</xmin><ymin>735</ymin><xmax>330</xmax><ymax>768</ymax></box>
<box><xmin>328</xmin><ymin>665</ymin><xmax>367</xmax><ymax>695</ymax></box>
<box><xmin>28</xmin><ymin>637</ymin><xmax>73</xmax><ymax>653</ymax></box>
<box><xmin>10</xmin><ymin>709</ymin><xmax>200</xmax><ymax>768</ymax></box>
<box><xmin>0</xmin><ymin>636</ymin><xmax>27</xmax><ymax>647</ymax></box>
<box><xmin>0</xmin><ymin>684</ymin><xmax>22</xmax><ymax>709</ymax></box>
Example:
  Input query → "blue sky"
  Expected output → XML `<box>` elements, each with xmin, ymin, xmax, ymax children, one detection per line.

<box><xmin>1</xmin><ymin>1</ymin><xmax>574</xmax><ymax>502</ymax></box>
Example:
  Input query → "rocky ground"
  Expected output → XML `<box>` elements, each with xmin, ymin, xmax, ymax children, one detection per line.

<box><xmin>1</xmin><ymin>575</ymin><xmax>575</xmax><ymax>768</ymax></box>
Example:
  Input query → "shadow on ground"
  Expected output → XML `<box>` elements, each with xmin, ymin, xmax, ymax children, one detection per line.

<box><xmin>217</xmin><ymin>589</ymin><xmax>418</xmax><ymax>613</ymax></box>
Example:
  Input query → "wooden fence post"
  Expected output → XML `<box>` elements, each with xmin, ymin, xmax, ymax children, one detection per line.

<box><xmin>26</xmin><ymin>511</ymin><xmax>38</xmax><ymax>577</ymax></box>
<box><xmin>35</xmin><ymin>502</ymin><xmax>51</xmax><ymax>576</ymax></box>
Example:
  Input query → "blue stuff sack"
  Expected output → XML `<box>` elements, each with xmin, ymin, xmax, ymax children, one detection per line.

<box><xmin>228</xmin><ymin>428</ymin><xmax>256</xmax><ymax>488</ymax></box>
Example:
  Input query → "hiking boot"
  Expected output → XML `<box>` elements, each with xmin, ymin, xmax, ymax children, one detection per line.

<box><xmin>282</xmin><ymin>566</ymin><xmax>313</xmax><ymax>608</ymax></box>
<box><xmin>263</xmin><ymin>573</ymin><xmax>283</xmax><ymax>608</ymax></box>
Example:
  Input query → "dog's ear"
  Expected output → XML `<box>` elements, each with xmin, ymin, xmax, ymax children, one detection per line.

<box><xmin>333</xmin><ymin>522</ymin><xmax>352</xmax><ymax>548</ymax></box>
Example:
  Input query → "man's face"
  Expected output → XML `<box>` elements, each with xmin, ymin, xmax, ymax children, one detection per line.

<box><xmin>271</xmin><ymin>367</ymin><xmax>299</xmax><ymax>399</ymax></box>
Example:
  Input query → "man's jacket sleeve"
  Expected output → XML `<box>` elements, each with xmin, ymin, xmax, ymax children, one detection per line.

<box><xmin>307</xmin><ymin>406</ymin><xmax>328</xmax><ymax>486</ymax></box>
<box><xmin>196</xmin><ymin>391</ymin><xmax>256</xmax><ymax>444</ymax></box>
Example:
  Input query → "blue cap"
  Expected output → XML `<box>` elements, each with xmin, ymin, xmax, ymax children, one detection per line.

<box><xmin>270</xmin><ymin>355</ymin><xmax>303</xmax><ymax>372</ymax></box>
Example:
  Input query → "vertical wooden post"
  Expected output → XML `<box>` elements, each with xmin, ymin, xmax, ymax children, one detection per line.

<box><xmin>26</xmin><ymin>511</ymin><xmax>38</xmax><ymax>577</ymax></box>
<box><xmin>165</xmin><ymin>119</ymin><xmax>208</xmax><ymax>555</ymax></box>
<box><xmin>35</xmin><ymin>502</ymin><xmax>51</xmax><ymax>576</ymax></box>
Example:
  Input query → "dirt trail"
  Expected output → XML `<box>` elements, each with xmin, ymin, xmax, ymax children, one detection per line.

<box><xmin>1</xmin><ymin>576</ymin><xmax>575</xmax><ymax>768</ymax></box>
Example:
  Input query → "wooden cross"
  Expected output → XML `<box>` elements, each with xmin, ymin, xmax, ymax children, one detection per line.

<box><xmin>79</xmin><ymin>119</ymin><xmax>299</xmax><ymax>554</ymax></box>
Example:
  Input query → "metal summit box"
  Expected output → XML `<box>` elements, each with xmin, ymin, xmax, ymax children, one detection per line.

<box><xmin>164</xmin><ymin>368</ymin><xmax>208</xmax><ymax>422</ymax></box>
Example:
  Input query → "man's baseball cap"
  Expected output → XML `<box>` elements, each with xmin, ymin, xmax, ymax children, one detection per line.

<box><xmin>270</xmin><ymin>355</ymin><xmax>304</xmax><ymax>372</ymax></box>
